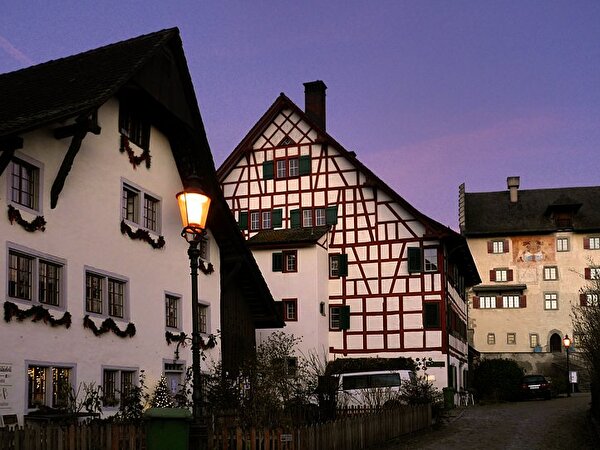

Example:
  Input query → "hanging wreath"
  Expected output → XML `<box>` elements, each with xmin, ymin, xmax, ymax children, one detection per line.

<box><xmin>165</xmin><ymin>330</ymin><xmax>217</xmax><ymax>350</ymax></box>
<box><xmin>120</xmin><ymin>135</ymin><xmax>151</xmax><ymax>169</ymax></box>
<box><xmin>4</xmin><ymin>301</ymin><xmax>71</xmax><ymax>328</ymax></box>
<box><xmin>7</xmin><ymin>205</ymin><xmax>46</xmax><ymax>232</ymax></box>
<box><xmin>83</xmin><ymin>315</ymin><xmax>136</xmax><ymax>338</ymax></box>
<box><xmin>120</xmin><ymin>220</ymin><xmax>165</xmax><ymax>249</ymax></box>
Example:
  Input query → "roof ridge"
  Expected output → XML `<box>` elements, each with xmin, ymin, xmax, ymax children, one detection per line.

<box><xmin>0</xmin><ymin>27</ymin><xmax>178</xmax><ymax>79</ymax></box>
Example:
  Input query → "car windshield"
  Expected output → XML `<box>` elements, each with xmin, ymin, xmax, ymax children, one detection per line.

<box><xmin>523</xmin><ymin>376</ymin><xmax>546</xmax><ymax>383</ymax></box>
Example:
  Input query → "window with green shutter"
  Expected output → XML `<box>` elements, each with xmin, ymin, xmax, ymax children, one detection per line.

<box><xmin>338</xmin><ymin>254</ymin><xmax>348</xmax><ymax>277</ymax></box>
<box><xmin>424</xmin><ymin>303</ymin><xmax>440</xmax><ymax>328</ymax></box>
<box><xmin>263</xmin><ymin>160</ymin><xmax>274</xmax><ymax>180</ymax></box>
<box><xmin>238</xmin><ymin>211</ymin><xmax>248</xmax><ymax>230</ymax></box>
<box><xmin>407</xmin><ymin>247</ymin><xmax>422</xmax><ymax>273</ymax></box>
<box><xmin>290</xmin><ymin>209</ymin><xmax>300</xmax><ymax>228</ymax></box>
<box><xmin>326</xmin><ymin>206</ymin><xmax>338</xmax><ymax>225</ymax></box>
<box><xmin>272</xmin><ymin>253</ymin><xmax>283</xmax><ymax>272</ymax></box>
<box><xmin>272</xmin><ymin>209</ymin><xmax>283</xmax><ymax>228</ymax></box>
<box><xmin>339</xmin><ymin>305</ymin><xmax>350</xmax><ymax>330</ymax></box>
<box><xmin>299</xmin><ymin>155</ymin><xmax>311</xmax><ymax>176</ymax></box>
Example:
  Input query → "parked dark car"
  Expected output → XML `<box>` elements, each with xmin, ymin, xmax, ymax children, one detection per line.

<box><xmin>520</xmin><ymin>375</ymin><xmax>552</xmax><ymax>400</ymax></box>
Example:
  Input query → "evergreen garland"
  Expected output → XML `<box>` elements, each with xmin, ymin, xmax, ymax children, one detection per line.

<box><xmin>83</xmin><ymin>315</ymin><xmax>136</xmax><ymax>338</ymax></box>
<box><xmin>7</xmin><ymin>205</ymin><xmax>46</xmax><ymax>232</ymax></box>
<box><xmin>199</xmin><ymin>260</ymin><xmax>215</xmax><ymax>275</ymax></box>
<box><xmin>120</xmin><ymin>220</ymin><xmax>165</xmax><ymax>249</ymax></box>
<box><xmin>3</xmin><ymin>301</ymin><xmax>71</xmax><ymax>328</ymax></box>
<box><xmin>165</xmin><ymin>330</ymin><xmax>217</xmax><ymax>350</ymax></box>
<box><xmin>119</xmin><ymin>135</ymin><xmax>151</xmax><ymax>169</ymax></box>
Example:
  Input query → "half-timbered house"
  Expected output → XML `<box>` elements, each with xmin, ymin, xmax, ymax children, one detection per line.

<box><xmin>218</xmin><ymin>81</ymin><xmax>480</xmax><ymax>389</ymax></box>
<box><xmin>0</xmin><ymin>28</ymin><xmax>281</xmax><ymax>423</ymax></box>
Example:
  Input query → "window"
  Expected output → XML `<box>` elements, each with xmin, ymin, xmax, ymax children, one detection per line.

<box><xmin>407</xmin><ymin>247</ymin><xmax>422</xmax><ymax>273</ymax></box>
<box><xmin>165</xmin><ymin>294</ymin><xmax>180</xmax><ymax>328</ymax></box>
<box><xmin>272</xmin><ymin>156</ymin><xmax>310</xmax><ymax>179</ymax></box>
<box><xmin>557</xmin><ymin>237</ymin><xmax>569</xmax><ymax>252</ymax></box>
<box><xmin>288</xmin><ymin>158</ymin><xmax>299</xmax><ymax>177</ymax></box>
<box><xmin>507</xmin><ymin>333</ymin><xmax>516</xmax><ymax>345</ymax></box>
<box><xmin>488</xmin><ymin>240</ymin><xmax>508</xmax><ymax>254</ymax></box>
<box><xmin>583</xmin><ymin>237</ymin><xmax>600</xmax><ymax>250</ymax></box>
<box><xmin>544</xmin><ymin>293</ymin><xmax>558</xmax><ymax>310</ymax></box>
<box><xmin>530</xmin><ymin>334</ymin><xmax>539</xmax><ymax>348</ymax></box>
<box><xmin>284</xmin><ymin>251</ymin><xmax>297</xmax><ymax>272</ymax></box>
<box><xmin>329</xmin><ymin>305</ymin><xmax>350</xmax><ymax>331</ymax></box>
<box><xmin>262</xmin><ymin>211</ymin><xmax>272</xmax><ymax>229</ymax></box>
<box><xmin>274</xmin><ymin>357</ymin><xmax>298</xmax><ymax>378</ymax></box>
<box><xmin>10</xmin><ymin>157</ymin><xmax>41</xmax><ymax>212</ymax></box>
<box><xmin>241</xmin><ymin>209</ymin><xmax>282</xmax><ymax>231</ymax></box>
<box><xmin>197</xmin><ymin>304</ymin><xmax>209</xmax><ymax>334</ymax></box>
<box><xmin>502</xmin><ymin>295</ymin><xmax>520</xmax><ymax>308</ymax></box>
<box><xmin>315</xmin><ymin>208</ymin><xmax>326</xmax><ymax>226</ymax></box>
<box><xmin>329</xmin><ymin>254</ymin><xmax>348</xmax><ymax>278</ymax></box>
<box><xmin>103</xmin><ymin>368</ymin><xmax>136</xmax><ymax>407</ymax></box>
<box><xmin>479</xmin><ymin>296</ymin><xmax>496</xmax><ymax>309</ymax></box>
<box><xmin>250</xmin><ymin>211</ymin><xmax>260</xmax><ymax>230</ymax></box>
<box><xmin>121</xmin><ymin>182</ymin><xmax>161</xmax><ymax>233</ymax></box>
<box><xmin>424</xmin><ymin>248</ymin><xmax>438</xmax><ymax>272</ymax></box>
<box><xmin>8</xmin><ymin>249</ymin><xmax>64</xmax><ymax>307</ymax></box>
<box><xmin>582</xmin><ymin>293</ymin><xmax>599</xmax><ymax>307</ymax></box>
<box><xmin>543</xmin><ymin>266</ymin><xmax>558</xmax><ymax>280</ymax></box>
<box><xmin>119</xmin><ymin>102</ymin><xmax>150</xmax><ymax>150</ymax></box>
<box><xmin>590</xmin><ymin>267</ymin><xmax>600</xmax><ymax>280</ymax></box>
<box><xmin>85</xmin><ymin>270</ymin><xmax>128</xmax><ymax>319</ymax></box>
<box><xmin>27</xmin><ymin>364</ymin><xmax>71</xmax><ymax>409</ymax></box>
<box><xmin>290</xmin><ymin>206</ymin><xmax>338</xmax><ymax>228</ymax></box>
<box><xmin>302</xmin><ymin>209</ymin><xmax>313</xmax><ymax>227</ymax></box>
<box><xmin>276</xmin><ymin>159</ymin><xmax>287</xmax><ymax>178</ymax></box>
<box><xmin>283</xmin><ymin>299</ymin><xmax>298</xmax><ymax>321</ymax></box>
<box><xmin>164</xmin><ymin>362</ymin><xmax>185</xmax><ymax>395</ymax></box>
<box><xmin>493</xmin><ymin>269</ymin><xmax>508</xmax><ymax>282</ymax></box>
<box><xmin>423</xmin><ymin>303</ymin><xmax>441</xmax><ymax>328</ymax></box>
<box><xmin>487</xmin><ymin>333</ymin><xmax>496</xmax><ymax>345</ymax></box>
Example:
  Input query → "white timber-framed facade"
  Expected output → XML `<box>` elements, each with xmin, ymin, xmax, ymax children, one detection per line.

<box><xmin>218</xmin><ymin>81</ymin><xmax>480</xmax><ymax>390</ymax></box>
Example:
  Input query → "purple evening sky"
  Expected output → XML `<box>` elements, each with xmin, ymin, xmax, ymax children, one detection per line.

<box><xmin>1</xmin><ymin>1</ymin><xmax>599</xmax><ymax>230</ymax></box>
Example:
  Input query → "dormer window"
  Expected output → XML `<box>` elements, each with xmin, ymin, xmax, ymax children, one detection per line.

<box><xmin>119</xmin><ymin>102</ymin><xmax>150</xmax><ymax>150</ymax></box>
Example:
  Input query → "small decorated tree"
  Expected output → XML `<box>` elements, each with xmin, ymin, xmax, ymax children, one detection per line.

<box><xmin>149</xmin><ymin>375</ymin><xmax>175</xmax><ymax>408</ymax></box>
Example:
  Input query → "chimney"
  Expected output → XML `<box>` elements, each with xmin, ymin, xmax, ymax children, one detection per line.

<box><xmin>507</xmin><ymin>176</ymin><xmax>520</xmax><ymax>203</ymax></box>
<box><xmin>303</xmin><ymin>80</ymin><xmax>327</xmax><ymax>130</ymax></box>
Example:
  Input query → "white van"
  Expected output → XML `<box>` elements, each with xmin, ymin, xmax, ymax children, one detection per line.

<box><xmin>336</xmin><ymin>370</ymin><xmax>412</xmax><ymax>407</ymax></box>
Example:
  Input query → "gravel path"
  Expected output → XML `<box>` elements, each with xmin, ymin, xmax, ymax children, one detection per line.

<box><xmin>377</xmin><ymin>393</ymin><xmax>595</xmax><ymax>450</ymax></box>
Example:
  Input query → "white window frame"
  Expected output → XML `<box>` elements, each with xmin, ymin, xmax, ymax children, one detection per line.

<box><xmin>7</xmin><ymin>244</ymin><xmax>66</xmax><ymax>309</ymax></box>
<box><xmin>249</xmin><ymin>211</ymin><xmax>260</xmax><ymax>230</ymax></box>
<box><xmin>495</xmin><ymin>269</ymin><xmax>508</xmax><ymax>282</ymax></box>
<box><xmin>591</xmin><ymin>267</ymin><xmax>600</xmax><ymax>280</ymax></box>
<box><xmin>543</xmin><ymin>266</ymin><xmax>558</xmax><ymax>280</ymax></box>
<box><xmin>556</xmin><ymin>237</ymin><xmax>569</xmax><ymax>252</ymax></box>
<box><xmin>507</xmin><ymin>333</ymin><xmax>516</xmax><ymax>345</ymax></box>
<box><xmin>276</xmin><ymin>159</ymin><xmax>287</xmax><ymax>178</ymax></box>
<box><xmin>492</xmin><ymin>240</ymin><xmax>505</xmax><ymax>254</ymax></box>
<box><xmin>288</xmin><ymin>158</ymin><xmax>299</xmax><ymax>177</ymax></box>
<box><xmin>302</xmin><ymin>209</ymin><xmax>313</xmax><ymax>227</ymax></box>
<box><xmin>590</xmin><ymin>237</ymin><xmax>600</xmax><ymax>250</ymax></box>
<box><xmin>424</xmin><ymin>248</ymin><xmax>438</xmax><ymax>272</ymax></box>
<box><xmin>502</xmin><ymin>295</ymin><xmax>520</xmax><ymax>308</ymax></box>
<box><xmin>315</xmin><ymin>208</ymin><xmax>326</xmax><ymax>226</ymax></box>
<box><xmin>165</xmin><ymin>292</ymin><xmax>181</xmax><ymax>329</ymax></box>
<box><xmin>121</xmin><ymin>179</ymin><xmax>162</xmax><ymax>234</ymax></box>
<box><xmin>479</xmin><ymin>296</ymin><xmax>496</xmax><ymax>309</ymax></box>
<box><xmin>487</xmin><ymin>333</ymin><xmax>495</xmax><ymax>345</ymax></box>
<box><xmin>329</xmin><ymin>306</ymin><xmax>341</xmax><ymax>330</ymax></box>
<box><xmin>586</xmin><ymin>293</ymin><xmax>599</xmax><ymax>307</ymax></box>
<box><xmin>329</xmin><ymin>254</ymin><xmax>340</xmax><ymax>278</ymax></box>
<box><xmin>102</xmin><ymin>366</ymin><xmax>137</xmax><ymax>408</ymax></box>
<box><xmin>8</xmin><ymin>153</ymin><xmax>44</xmax><ymax>215</ymax></box>
<box><xmin>544</xmin><ymin>292</ymin><xmax>558</xmax><ymax>310</ymax></box>
<box><xmin>529</xmin><ymin>333</ymin><xmax>539</xmax><ymax>348</ymax></box>
<box><xmin>26</xmin><ymin>361</ymin><xmax>74</xmax><ymax>410</ymax></box>
<box><xmin>84</xmin><ymin>267</ymin><xmax>129</xmax><ymax>320</ymax></box>
<box><xmin>261</xmin><ymin>210</ymin><xmax>272</xmax><ymax>229</ymax></box>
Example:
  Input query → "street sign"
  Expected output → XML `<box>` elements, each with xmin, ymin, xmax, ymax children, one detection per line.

<box><xmin>569</xmin><ymin>371</ymin><xmax>578</xmax><ymax>383</ymax></box>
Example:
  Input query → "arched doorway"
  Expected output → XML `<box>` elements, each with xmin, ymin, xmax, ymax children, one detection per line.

<box><xmin>550</xmin><ymin>333</ymin><xmax>562</xmax><ymax>352</ymax></box>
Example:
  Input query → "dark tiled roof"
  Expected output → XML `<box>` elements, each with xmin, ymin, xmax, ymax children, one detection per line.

<box><xmin>0</xmin><ymin>28</ymin><xmax>177</xmax><ymax>137</ymax></box>
<box><xmin>463</xmin><ymin>186</ymin><xmax>600</xmax><ymax>236</ymax></box>
<box><xmin>248</xmin><ymin>226</ymin><xmax>329</xmax><ymax>247</ymax></box>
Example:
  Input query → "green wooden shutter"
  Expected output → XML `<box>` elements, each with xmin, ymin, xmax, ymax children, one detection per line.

<box><xmin>272</xmin><ymin>252</ymin><xmax>283</xmax><ymax>272</ymax></box>
<box><xmin>290</xmin><ymin>209</ymin><xmax>300</xmax><ymax>228</ymax></box>
<box><xmin>338</xmin><ymin>254</ymin><xmax>348</xmax><ymax>277</ymax></box>
<box><xmin>272</xmin><ymin>209</ymin><xmax>283</xmax><ymax>228</ymax></box>
<box><xmin>238</xmin><ymin>211</ymin><xmax>248</xmax><ymax>230</ymax></box>
<box><xmin>263</xmin><ymin>160</ymin><xmax>274</xmax><ymax>180</ymax></box>
<box><xmin>340</xmin><ymin>305</ymin><xmax>350</xmax><ymax>330</ymax></box>
<box><xmin>299</xmin><ymin>155</ymin><xmax>311</xmax><ymax>175</ymax></box>
<box><xmin>407</xmin><ymin>247</ymin><xmax>422</xmax><ymax>273</ymax></box>
<box><xmin>326</xmin><ymin>206</ymin><xmax>338</xmax><ymax>225</ymax></box>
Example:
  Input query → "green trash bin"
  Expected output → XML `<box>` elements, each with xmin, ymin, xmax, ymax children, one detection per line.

<box><xmin>144</xmin><ymin>407</ymin><xmax>192</xmax><ymax>450</ymax></box>
<box><xmin>442</xmin><ymin>387</ymin><xmax>455</xmax><ymax>409</ymax></box>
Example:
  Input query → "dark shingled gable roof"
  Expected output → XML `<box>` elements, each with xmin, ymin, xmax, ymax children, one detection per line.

<box><xmin>0</xmin><ymin>28</ymin><xmax>178</xmax><ymax>137</ymax></box>
<box><xmin>248</xmin><ymin>226</ymin><xmax>329</xmax><ymax>247</ymax></box>
<box><xmin>463</xmin><ymin>186</ymin><xmax>600</xmax><ymax>236</ymax></box>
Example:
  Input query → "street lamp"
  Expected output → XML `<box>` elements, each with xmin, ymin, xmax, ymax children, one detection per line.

<box><xmin>563</xmin><ymin>334</ymin><xmax>571</xmax><ymax>398</ymax></box>
<box><xmin>176</xmin><ymin>178</ymin><xmax>212</xmax><ymax>449</ymax></box>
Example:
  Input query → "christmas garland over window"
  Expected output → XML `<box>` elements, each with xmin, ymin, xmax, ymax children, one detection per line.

<box><xmin>165</xmin><ymin>330</ymin><xmax>217</xmax><ymax>350</ymax></box>
<box><xmin>84</xmin><ymin>315</ymin><xmax>136</xmax><ymax>338</ymax></box>
<box><xmin>120</xmin><ymin>135</ymin><xmax>151</xmax><ymax>169</ymax></box>
<box><xmin>4</xmin><ymin>301</ymin><xmax>71</xmax><ymax>328</ymax></box>
<box><xmin>7</xmin><ymin>205</ymin><xmax>46</xmax><ymax>232</ymax></box>
<box><xmin>120</xmin><ymin>220</ymin><xmax>165</xmax><ymax>249</ymax></box>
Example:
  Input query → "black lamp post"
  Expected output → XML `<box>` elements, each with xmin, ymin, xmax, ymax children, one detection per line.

<box><xmin>563</xmin><ymin>334</ymin><xmax>571</xmax><ymax>398</ymax></box>
<box><xmin>176</xmin><ymin>179</ymin><xmax>211</xmax><ymax>449</ymax></box>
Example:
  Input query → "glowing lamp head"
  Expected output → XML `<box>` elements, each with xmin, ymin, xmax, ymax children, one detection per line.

<box><xmin>563</xmin><ymin>335</ymin><xmax>571</xmax><ymax>348</ymax></box>
<box><xmin>176</xmin><ymin>184</ymin><xmax>211</xmax><ymax>234</ymax></box>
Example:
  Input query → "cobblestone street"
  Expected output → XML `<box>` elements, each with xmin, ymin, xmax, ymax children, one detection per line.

<box><xmin>377</xmin><ymin>393</ymin><xmax>595</xmax><ymax>450</ymax></box>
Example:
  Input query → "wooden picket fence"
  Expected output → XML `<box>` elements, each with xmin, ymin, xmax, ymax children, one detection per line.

<box><xmin>0</xmin><ymin>404</ymin><xmax>431</xmax><ymax>450</ymax></box>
